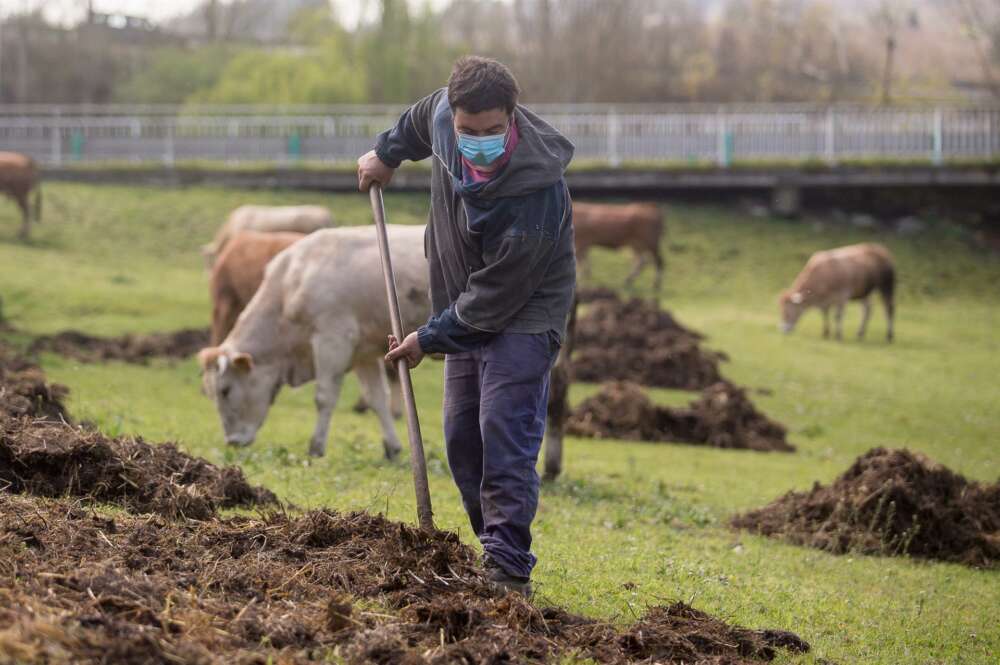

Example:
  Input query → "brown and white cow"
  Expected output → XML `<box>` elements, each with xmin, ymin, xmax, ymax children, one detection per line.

<box><xmin>198</xmin><ymin>224</ymin><xmax>429</xmax><ymax>458</ymax></box>
<box><xmin>0</xmin><ymin>152</ymin><xmax>41</xmax><ymax>240</ymax></box>
<box><xmin>572</xmin><ymin>202</ymin><xmax>665</xmax><ymax>293</ymax></box>
<box><xmin>779</xmin><ymin>243</ymin><xmax>896</xmax><ymax>342</ymax></box>
<box><xmin>201</xmin><ymin>205</ymin><xmax>332</xmax><ymax>269</ymax></box>
<box><xmin>209</xmin><ymin>231</ymin><xmax>305</xmax><ymax>345</ymax></box>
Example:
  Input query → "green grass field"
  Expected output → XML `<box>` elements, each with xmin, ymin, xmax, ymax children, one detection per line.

<box><xmin>2</xmin><ymin>183</ymin><xmax>998</xmax><ymax>664</ymax></box>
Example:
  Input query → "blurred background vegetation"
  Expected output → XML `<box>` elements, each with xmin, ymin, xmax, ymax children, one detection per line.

<box><xmin>1</xmin><ymin>0</ymin><xmax>998</xmax><ymax>107</ymax></box>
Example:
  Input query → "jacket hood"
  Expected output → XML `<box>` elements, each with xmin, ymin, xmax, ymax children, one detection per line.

<box><xmin>431</xmin><ymin>92</ymin><xmax>574</xmax><ymax>202</ymax></box>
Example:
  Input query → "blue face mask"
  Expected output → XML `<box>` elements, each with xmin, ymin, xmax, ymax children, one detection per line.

<box><xmin>456</xmin><ymin>126</ymin><xmax>508</xmax><ymax>167</ymax></box>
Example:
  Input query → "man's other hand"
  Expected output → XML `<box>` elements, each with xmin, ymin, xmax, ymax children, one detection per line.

<box><xmin>385</xmin><ymin>332</ymin><xmax>425</xmax><ymax>369</ymax></box>
<box><xmin>358</xmin><ymin>150</ymin><xmax>396</xmax><ymax>191</ymax></box>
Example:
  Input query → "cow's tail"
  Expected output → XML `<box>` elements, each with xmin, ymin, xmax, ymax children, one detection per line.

<box><xmin>32</xmin><ymin>186</ymin><xmax>42</xmax><ymax>223</ymax></box>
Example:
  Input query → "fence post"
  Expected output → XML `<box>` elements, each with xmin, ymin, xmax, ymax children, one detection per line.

<box><xmin>607</xmin><ymin>108</ymin><xmax>621</xmax><ymax>168</ymax></box>
<box><xmin>288</xmin><ymin>131</ymin><xmax>302</xmax><ymax>162</ymax></box>
<box><xmin>50</xmin><ymin>118</ymin><xmax>62</xmax><ymax>166</ymax></box>
<box><xmin>932</xmin><ymin>107</ymin><xmax>943</xmax><ymax>166</ymax></box>
<box><xmin>716</xmin><ymin>107</ymin><xmax>731</xmax><ymax>168</ymax></box>
<box><xmin>324</xmin><ymin>117</ymin><xmax>336</xmax><ymax>162</ymax></box>
<box><xmin>164</xmin><ymin>122</ymin><xmax>175</xmax><ymax>167</ymax></box>
<box><xmin>70</xmin><ymin>129</ymin><xmax>84</xmax><ymax>161</ymax></box>
<box><xmin>825</xmin><ymin>108</ymin><xmax>836</xmax><ymax>166</ymax></box>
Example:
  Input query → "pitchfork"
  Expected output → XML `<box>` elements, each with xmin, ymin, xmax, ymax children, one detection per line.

<box><xmin>368</xmin><ymin>184</ymin><xmax>434</xmax><ymax>532</ymax></box>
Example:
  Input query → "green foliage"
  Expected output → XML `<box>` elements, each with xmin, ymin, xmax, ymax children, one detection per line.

<box><xmin>1</xmin><ymin>184</ymin><xmax>998</xmax><ymax>664</ymax></box>
<box><xmin>115</xmin><ymin>46</ymin><xmax>238</xmax><ymax>104</ymax></box>
<box><xmin>188</xmin><ymin>41</ymin><xmax>366</xmax><ymax>105</ymax></box>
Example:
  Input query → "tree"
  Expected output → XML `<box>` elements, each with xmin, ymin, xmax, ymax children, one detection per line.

<box><xmin>951</xmin><ymin>0</ymin><xmax>1000</xmax><ymax>98</ymax></box>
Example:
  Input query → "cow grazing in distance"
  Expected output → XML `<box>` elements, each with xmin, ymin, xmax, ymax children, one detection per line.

<box><xmin>198</xmin><ymin>224</ymin><xmax>429</xmax><ymax>458</ymax></box>
<box><xmin>573</xmin><ymin>202</ymin><xmax>665</xmax><ymax>294</ymax></box>
<box><xmin>779</xmin><ymin>243</ymin><xmax>896</xmax><ymax>342</ymax></box>
<box><xmin>202</xmin><ymin>205</ymin><xmax>332</xmax><ymax>269</ymax></box>
<box><xmin>209</xmin><ymin>231</ymin><xmax>305</xmax><ymax>345</ymax></box>
<box><xmin>0</xmin><ymin>152</ymin><xmax>42</xmax><ymax>240</ymax></box>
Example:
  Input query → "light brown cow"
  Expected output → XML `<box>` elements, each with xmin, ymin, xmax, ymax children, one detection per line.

<box><xmin>572</xmin><ymin>202</ymin><xmax>665</xmax><ymax>293</ymax></box>
<box><xmin>0</xmin><ymin>152</ymin><xmax>41</xmax><ymax>240</ymax></box>
<box><xmin>202</xmin><ymin>205</ymin><xmax>332</xmax><ymax>268</ymax></box>
<box><xmin>209</xmin><ymin>231</ymin><xmax>305</xmax><ymax>345</ymax></box>
<box><xmin>779</xmin><ymin>243</ymin><xmax>896</xmax><ymax>342</ymax></box>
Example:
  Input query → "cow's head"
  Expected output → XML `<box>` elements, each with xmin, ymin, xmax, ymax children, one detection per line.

<box><xmin>778</xmin><ymin>290</ymin><xmax>806</xmax><ymax>334</ymax></box>
<box><xmin>198</xmin><ymin>346</ymin><xmax>283</xmax><ymax>447</ymax></box>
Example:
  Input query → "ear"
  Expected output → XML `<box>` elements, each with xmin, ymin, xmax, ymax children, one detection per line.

<box><xmin>790</xmin><ymin>292</ymin><xmax>804</xmax><ymax>305</ymax></box>
<box><xmin>198</xmin><ymin>347</ymin><xmax>222</xmax><ymax>371</ymax></box>
<box><xmin>232</xmin><ymin>351</ymin><xmax>255</xmax><ymax>373</ymax></box>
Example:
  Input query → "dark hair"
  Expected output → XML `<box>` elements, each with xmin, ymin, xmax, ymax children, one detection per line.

<box><xmin>447</xmin><ymin>56</ymin><xmax>520</xmax><ymax>114</ymax></box>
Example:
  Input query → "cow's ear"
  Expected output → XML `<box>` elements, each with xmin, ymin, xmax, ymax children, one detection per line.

<box><xmin>790</xmin><ymin>292</ymin><xmax>804</xmax><ymax>304</ymax></box>
<box><xmin>232</xmin><ymin>352</ymin><xmax>255</xmax><ymax>373</ymax></box>
<box><xmin>198</xmin><ymin>347</ymin><xmax>222</xmax><ymax>371</ymax></box>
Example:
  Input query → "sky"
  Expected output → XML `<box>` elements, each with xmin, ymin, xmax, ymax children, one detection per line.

<box><xmin>0</xmin><ymin>0</ymin><xmax>449</xmax><ymax>28</ymax></box>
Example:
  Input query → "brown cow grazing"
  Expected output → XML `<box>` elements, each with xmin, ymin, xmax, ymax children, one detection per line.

<box><xmin>209</xmin><ymin>231</ymin><xmax>305</xmax><ymax>345</ymax></box>
<box><xmin>0</xmin><ymin>152</ymin><xmax>41</xmax><ymax>240</ymax></box>
<box><xmin>573</xmin><ymin>202</ymin><xmax>665</xmax><ymax>293</ymax></box>
<box><xmin>779</xmin><ymin>243</ymin><xmax>896</xmax><ymax>342</ymax></box>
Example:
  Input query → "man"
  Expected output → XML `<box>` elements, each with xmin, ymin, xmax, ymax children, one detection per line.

<box><xmin>357</xmin><ymin>56</ymin><xmax>575</xmax><ymax>596</ymax></box>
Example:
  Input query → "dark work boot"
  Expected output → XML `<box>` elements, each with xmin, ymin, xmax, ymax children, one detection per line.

<box><xmin>483</xmin><ymin>557</ymin><xmax>532</xmax><ymax>597</ymax></box>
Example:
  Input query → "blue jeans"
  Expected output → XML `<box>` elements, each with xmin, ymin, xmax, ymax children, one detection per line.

<box><xmin>443</xmin><ymin>331</ymin><xmax>559</xmax><ymax>578</ymax></box>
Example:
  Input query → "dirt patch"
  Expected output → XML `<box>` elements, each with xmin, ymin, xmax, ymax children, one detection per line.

<box><xmin>0</xmin><ymin>418</ymin><xmax>277</xmax><ymax>520</ymax></box>
<box><xmin>29</xmin><ymin>327</ymin><xmax>210</xmax><ymax>364</ymax></box>
<box><xmin>0</xmin><ymin>492</ymin><xmax>809</xmax><ymax>664</ymax></box>
<box><xmin>732</xmin><ymin>447</ymin><xmax>1000</xmax><ymax>568</ymax></box>
<box><xmin>0</xmin><ymin>341</ymin><xmax>70</xmax><ymax>422</ymax></box>
<box><xmin>572</xmin><ymin>295</ymin><xmax>727</xmax><ymax>390</ymax></box>
<box><xmin>567</xmin><ymin>381</ymin><xmax>794</xmax><ymax>452</ymax></box>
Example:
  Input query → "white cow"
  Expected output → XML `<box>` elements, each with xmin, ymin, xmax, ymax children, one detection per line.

<box><xmin>202</xmin><ymin>205</ymin><xmax>333</xmax><ymax>269</ymax></box>
<box><xmin>198</xmin><ymin>224</ymin><xmax>429</xmax><ymax>458</ymax></box>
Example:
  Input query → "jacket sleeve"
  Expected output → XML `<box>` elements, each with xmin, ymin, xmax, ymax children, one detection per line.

<box><xmin>417</xmin><ymin>306</ymin><xmax>494</xmax><ymax>354</ymax></box>
<box><xmin>374</xmin><ymin>89</ymin><xmax>443</xmax><ymax>167</ymax></box>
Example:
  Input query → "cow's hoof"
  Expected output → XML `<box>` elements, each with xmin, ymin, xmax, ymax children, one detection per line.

<box><xmin>383</xmin><ymin>442</ymin><xmax>402</xmax><ymax>460</ymax></box>
<box><xmin>308</xmin><ymin>443</ymin><xmax>326</xmax><ymax>458</ymax></box>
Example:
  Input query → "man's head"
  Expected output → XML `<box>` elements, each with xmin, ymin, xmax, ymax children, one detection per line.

<box><xmin>448</xmin><ymin>56</ymin><xmax>519</xmax><ymax>169</ymax></box>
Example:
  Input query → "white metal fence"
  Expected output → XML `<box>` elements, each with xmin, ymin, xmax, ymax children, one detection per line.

<box><xmin>2</xmin><ymin>105</ymin><xmax>998</xmax><ymax>167</ymax></box>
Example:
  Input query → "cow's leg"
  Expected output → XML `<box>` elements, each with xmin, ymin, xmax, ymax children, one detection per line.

<box><xmin>624</xmin><ymin>250</ymin><xmax>648</xmax><ymax>287</ymax></box>
<box><xmin>857</xmin><ymin>298</ymin><xmax>872</xmax><ymax>340</ymax></box>
<box><xmin>834</xmin><ymin>303</ymin><xmax>845</xmax><ymax>340</ymax></box>
<box><xmin>882</xmin><ymin>290</ymin><xmax>895</xmax><ymax>343</ymax></box>
<box><xmin>543</xmin><ymin>356</ymin><xmax>570</xmax><ymax>482</ymax></box>
<box><xmin>308</xmin><ymin>336</ymin><xmax>353</xmax><ymax>457</ymax></box>
<box><xmin>651</xmin><ymin>248</ymin><xmax>665</xmax><ymax>296</ymax></box>
<box><xmin>388</xmin><ymin>370</ymin><xmax>404</xmax><ymax>419</ymax></box>
<box><xmin>577</xmin><ymin>247</ymin><xmax>592</xmax><ymax>279</ymax></box>
<box><xmin>354</xmin><ymin>369</ymin><xmax>402</xmax><ymax>418</ymax></box>
<box><xmin>355</xmin><ymin>359</ymin><xmax>403</xmax><ymax>459</ymax></box>
<box><xmin>211</xmin><ymin>296</ymin><xmax>240</xmax><ymax>346</ymax></box>
<box><xmin>15</xmin><ymin>193</ymin><xmax>30</xmax><ymax>240</ymax></box>
<box><xmin>821</xmin><ymin>307</ymin><xmax>831</xmax><ymax>339</ymax></box>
